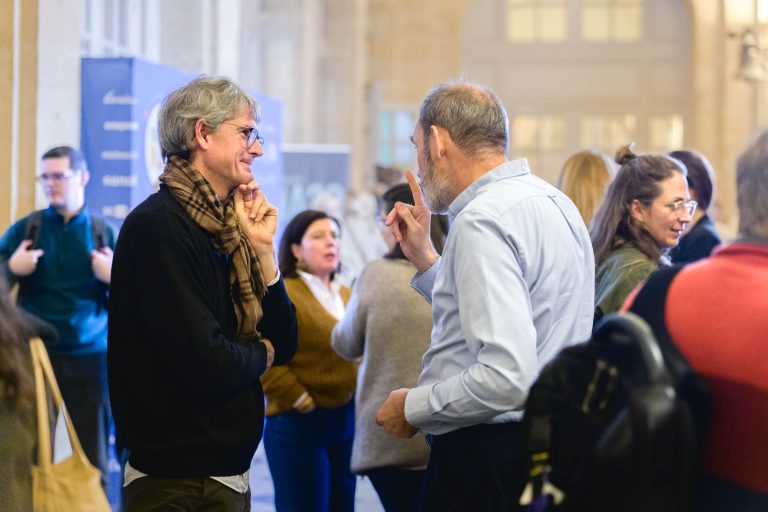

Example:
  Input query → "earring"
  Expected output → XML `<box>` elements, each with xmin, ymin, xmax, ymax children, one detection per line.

<box><xmin>296</xmin><ymin>258</ymin><xmax>308</xmax><ymax>272</ymax></box>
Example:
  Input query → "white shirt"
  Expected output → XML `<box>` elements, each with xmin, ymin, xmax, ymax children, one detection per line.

<box><xmin>404</xmin><ymin>159</ymin><xmax>595</xmax><ymax>435</ymax></box>
<box><xmin>297</xmin><ymin>270</ymin><xmax>346</xmax><ymax>320</ymax></box>
<box><xmin>123</xmin><ymin>462</ymin><xmax>249</xmax><ymax>493</ymax></box>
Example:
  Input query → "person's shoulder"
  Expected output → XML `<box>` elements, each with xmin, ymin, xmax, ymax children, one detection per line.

<box><xmin>598</xmin><ymin>246</ymin><xmax>653</xmax><ymax>277</ymax></box>
<box><xmin>121</xmin><ymin>189</ymin><xmax>186</xmax><ymax>234</ymax></box>
<box><xmin>615</xmin><ymin>245</ymin><xmax>655</xmax><ymax>267</ymax></box>
<box><xmin>0</xmin><ymin>211</ymin><xmax>39</xmax><ymax>245</ymax></box>
<box><xmin>361</xmin><ymin>257</ymin><xmax>409</xmax><ymax>274</ymax></box>
<box><xmin>463</xmin><ymin>172</ymin><xmax>562</xmax><ymax>221</ymax></box>
<box><xmin>283</xmin><ymin>276</ymin><xmax>303</xmax><ymax>292</ymax></box>
<box><xmin>3</xmin><ymin>212</ymin><xmax>36</xmax><ymax>234</ymax></box>
<box><xmin>358</xmin><ymin>258</ymin><xmax>413</xmax><ymax>285</ymax></box>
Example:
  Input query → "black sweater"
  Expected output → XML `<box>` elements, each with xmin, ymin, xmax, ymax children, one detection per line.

<box><xmin>108</xmin><ymin>186</ymin><xmax>297</xmax><ymax>476</ymax></box>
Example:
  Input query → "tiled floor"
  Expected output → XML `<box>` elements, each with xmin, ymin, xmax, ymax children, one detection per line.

<box><xmin>249</xmin><ymin>443</ymin><xmax>383</xmax><ymax>512</ymax></box>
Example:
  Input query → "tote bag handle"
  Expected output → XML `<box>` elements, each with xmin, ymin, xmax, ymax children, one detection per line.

<box><xmin>30</xmin><ymin>337</ymin><xmax>91</xmax><ymax>468</ymax></box>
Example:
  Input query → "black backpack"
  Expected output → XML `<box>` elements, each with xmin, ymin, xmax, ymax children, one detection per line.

<box><xmin>519</xmin><ymin>283</ymin><xmax>711</xmax><ymax>512</ymax></box>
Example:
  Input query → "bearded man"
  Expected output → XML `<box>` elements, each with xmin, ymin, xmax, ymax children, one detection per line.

<box><xmin>376</xmin><ymin>81</ymin><xmax>594</xmax><ymax>511</ymax></box>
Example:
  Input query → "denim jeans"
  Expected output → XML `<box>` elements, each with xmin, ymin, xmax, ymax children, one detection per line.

<box><xmin>264</xmin><ymin>401</ymin><xmax>355</xmax><ymax>512</ymax></box>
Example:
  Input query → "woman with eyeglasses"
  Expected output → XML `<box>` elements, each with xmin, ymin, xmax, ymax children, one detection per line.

<box><xmin>590</xmin><ymin>144</ymin><xmax>694</xmax><ymax>322</ymax></box>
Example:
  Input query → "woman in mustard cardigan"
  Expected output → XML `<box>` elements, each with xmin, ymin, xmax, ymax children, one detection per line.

<box><xmin>262</xmin><ymin>209</ymin><xmax>356</xmax><ymax>512</ymax></box>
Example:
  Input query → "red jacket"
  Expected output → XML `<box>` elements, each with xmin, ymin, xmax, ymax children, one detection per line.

<box><xmin>624</xmin><ymin>242</ymin><xmax>768</xmax><ymax>494</ymax></box>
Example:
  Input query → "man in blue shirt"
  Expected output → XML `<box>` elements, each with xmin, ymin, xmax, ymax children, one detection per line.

<box><xmin>376</xmin><ymin>81</ymin><xmax>595</xmax><ymax>511</ymax></box>
<box><xmin>0</xmin><ymin>146</ymin><xmax>116</xmax><ymax>486</ymax></box>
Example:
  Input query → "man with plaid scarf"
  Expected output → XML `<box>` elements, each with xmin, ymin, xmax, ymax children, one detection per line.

<box><xmin>109</xmin><ymin>76</ymin><xmax>298</xmax><ymax>511</ymax></box>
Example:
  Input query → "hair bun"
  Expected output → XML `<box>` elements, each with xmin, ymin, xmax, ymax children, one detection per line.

<box><xmin>615</xmin><ymin>143</ymin><xmax>637</xmax><ymax>166</ymax></box>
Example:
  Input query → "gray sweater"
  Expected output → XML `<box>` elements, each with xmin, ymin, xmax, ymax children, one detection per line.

<box><xmin>331</xmin><ymin>258</ymin><xmax>432</xmax><ymax>473</ymax></box>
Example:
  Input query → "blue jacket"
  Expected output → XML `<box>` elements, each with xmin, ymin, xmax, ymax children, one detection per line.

<box><xmin>0</xmin><ymin>206</ymin><xmax>116</xmax><ymax>355</ymax></box>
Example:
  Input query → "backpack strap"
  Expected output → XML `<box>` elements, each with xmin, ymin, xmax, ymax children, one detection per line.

<box><xmin>24</xmin><ymin>210</ymin><xmax>46</xmax><ymax>249</ymax></box>
<box><xmin>628</xmin><ymin>265</ymin><xmax>712</xmax><ymax>445</ymax></box>
<box><xmin>89</xmin><ymin>214</ymin><xmax>108</xmax><ymax>250</ymax></box>
<box><xmin>627</xmin><ymin>265</ymin><xmax>684</xmax><ymax>374</ymax></box>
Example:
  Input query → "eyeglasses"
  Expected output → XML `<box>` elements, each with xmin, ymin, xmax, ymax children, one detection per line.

<box><xmin>221</xmin><ymin>122</ymin><xmax>264</xmax><ymax>148</ymax></box>
<box><xmin>665</xmin><ymin>199</ymin><xmax>698</xmax><ymax>218</ymax></box>
<box><xmin>37</xmin><ymin>171</ymin><xmax>79</xmax><ymax>183</ymax></box>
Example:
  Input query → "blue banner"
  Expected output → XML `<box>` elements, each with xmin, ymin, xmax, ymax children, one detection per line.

<box><xmin>81</xmin><ymin>57</ymin><xmax>284</xmax><ymax>228</ymax></box>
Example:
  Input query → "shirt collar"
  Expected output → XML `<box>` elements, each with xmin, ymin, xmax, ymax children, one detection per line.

<box><xmin>44</xmin><ymin>204</ymin><xmax>88</xmax><ymax>225</ymax></box>
<box><xmin>447</xmin><ymin>158</ymin><xmax>530</xmax><ymax>222</ymax></box>
<box><xmin>297</xmin><ymin>270</ymin><xmax>341</xmax><ymax>294</ymax></box>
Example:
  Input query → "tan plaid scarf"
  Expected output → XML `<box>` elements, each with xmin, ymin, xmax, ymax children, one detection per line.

<box><xmin>160</xmin><ymin>155</ymin><xmax>266</xmax><ymax>342</ymax></box>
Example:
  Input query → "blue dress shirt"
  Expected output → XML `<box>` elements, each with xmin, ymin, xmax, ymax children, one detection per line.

<box><xmin>404</xmin><ymin>159</ymin><xmax>595</xmax><ymax>435</ymax></box>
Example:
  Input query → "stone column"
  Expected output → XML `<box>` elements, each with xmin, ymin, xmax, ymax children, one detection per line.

<box><xmin>215</xmin><ymin>0</ymin><xmax>242</xmax><ymax>80</ymax></box>
<box><xmin>0</xmin><ymin>0</ymin><xmax>38</xmax><ymax>229</ymax></box>
<box><xmin>301</xmin><ymin>0</ymin><xmax>320</xmax><ymax>143</ymax></box>
<box><xmin>37</xmin><ymin>0</ymin><xmax>82</xmax><ymax>171</ymax></box>
<box><xmin>685</xmin><ymin>0</ymin><xmax>763</xmax><ymax>238</ymax></box>
<box><xmin>350</xmin><ymin>0</ymin><xmax>369</xmax><ymax>190</ymax></box>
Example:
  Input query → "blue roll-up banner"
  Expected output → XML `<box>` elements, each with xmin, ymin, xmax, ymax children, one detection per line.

<box><xmin>81</xmin><ymin>57</ymin><xmax>284</xmax><ymax>229</ymax></box>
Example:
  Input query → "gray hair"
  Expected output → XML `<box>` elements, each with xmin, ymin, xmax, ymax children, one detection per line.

<box><xmin>736</xmin><ymin>130</ymin><xmax>768</xmax><ymax>241</ymax></box>
<box><xmin>158</xmin><ymin>76</ymin><xmax>260</xmax><ymax>161</ymax></box>
<box><xmin>419</xmin><ymin>80</ymin><xmax>509</xmax><ymax>156</ymax></box>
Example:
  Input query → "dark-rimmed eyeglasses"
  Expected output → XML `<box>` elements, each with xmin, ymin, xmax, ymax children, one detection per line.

<box><xmin>665</xmin><ymin>199</ymin><xmax>697</xmax><ymax>218</ymax></box>
<box><xmin>37</xmin><ymin>171</ymin><xmax>79</xmax><ymax>183</ymax></box>
<box><xmin>221</xmin><ymin>122</ymin><xmax>264</xmax><ymax>148</ymax></box>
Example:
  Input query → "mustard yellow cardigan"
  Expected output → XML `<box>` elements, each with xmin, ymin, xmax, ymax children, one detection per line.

<box><xmin>261</xmin><ymin>277</ymin><xmax>355</xmax><ymax>416</ymax></box>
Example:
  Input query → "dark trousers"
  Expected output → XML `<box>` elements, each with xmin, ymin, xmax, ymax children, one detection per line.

<box><xmin>124</xmin><ymin>476</ymin><xmax>251</xmax><ymax>512</ymax></box>
<box><xmin>264</xmin><ymin>402</ymin><xmax>355</xmax><ymax>512</ymax></box>
<box><xmin>366</xmin><ymin>466</ymin><xmax>425</xmax><ymax>512</ymax></box>
<box><xmin>50</xmin><ymin>351</ymin><xmax>111</xmax><ymax>486</ymax></box>
<box><xmin>421</xmin><ymin>422</ymin><xmax>525</xmax><ymax>512</ymax></box>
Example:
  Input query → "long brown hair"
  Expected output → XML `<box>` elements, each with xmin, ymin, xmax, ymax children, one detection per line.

<box><xmin>590</xmin><ymin>144</ymin><xmax>686</xmax><ymax>265</ymax></box>
<box><xmin>0</xmin><ymin>276</ymin><xmax>34</xmax><ymax>412</ymax></box>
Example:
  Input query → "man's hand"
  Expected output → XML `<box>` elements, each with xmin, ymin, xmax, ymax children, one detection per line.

<box><xmin>90</xmin><ymin>247</ymin><xmax>113</xmax><ymax>284</ymax></box>
<box><xmin>386</xmin><ymin>171</ymin><xmax>438</xmax><ymax>272</ymax></box>
<box><xmin>234</xmin><ymin>181</ymin><xmax>278</xmax><ymax>280</ymax></box>
<box><xmin>8</xmin><ymin>240</ymin><xmax>44</xmax><ymax>277</ymax></box>
<box><xmin>234</xmin><ymin>181</ymin><xmax>278</xmax><ymax>250</ymax></box>
<box><xmin>376</xmin><ymin>388</ymin><xmax>418</xmax><ymax>438</ymax></box>
<box><xmin>262</xmin><ymin>338</ymin><xmax>275</xmax><ymax>372</ymax></box>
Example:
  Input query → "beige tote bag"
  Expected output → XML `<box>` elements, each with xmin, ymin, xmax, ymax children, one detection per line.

<box><xmin>30</xmin><ymin>337</ymin><xmax>112</xmax><ymax>512</ymax></box>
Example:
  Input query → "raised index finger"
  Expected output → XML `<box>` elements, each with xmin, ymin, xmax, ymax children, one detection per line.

<box><xmin>405</xmin><ymin>170</ymin><xmax>425</xmax><ymax>207</ymax></box>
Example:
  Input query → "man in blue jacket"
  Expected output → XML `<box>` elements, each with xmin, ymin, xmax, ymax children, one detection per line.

<box><xmin>0</xmin><ymin>145</ymin><xmax>116</xmax><ymax>485</ymax></box>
